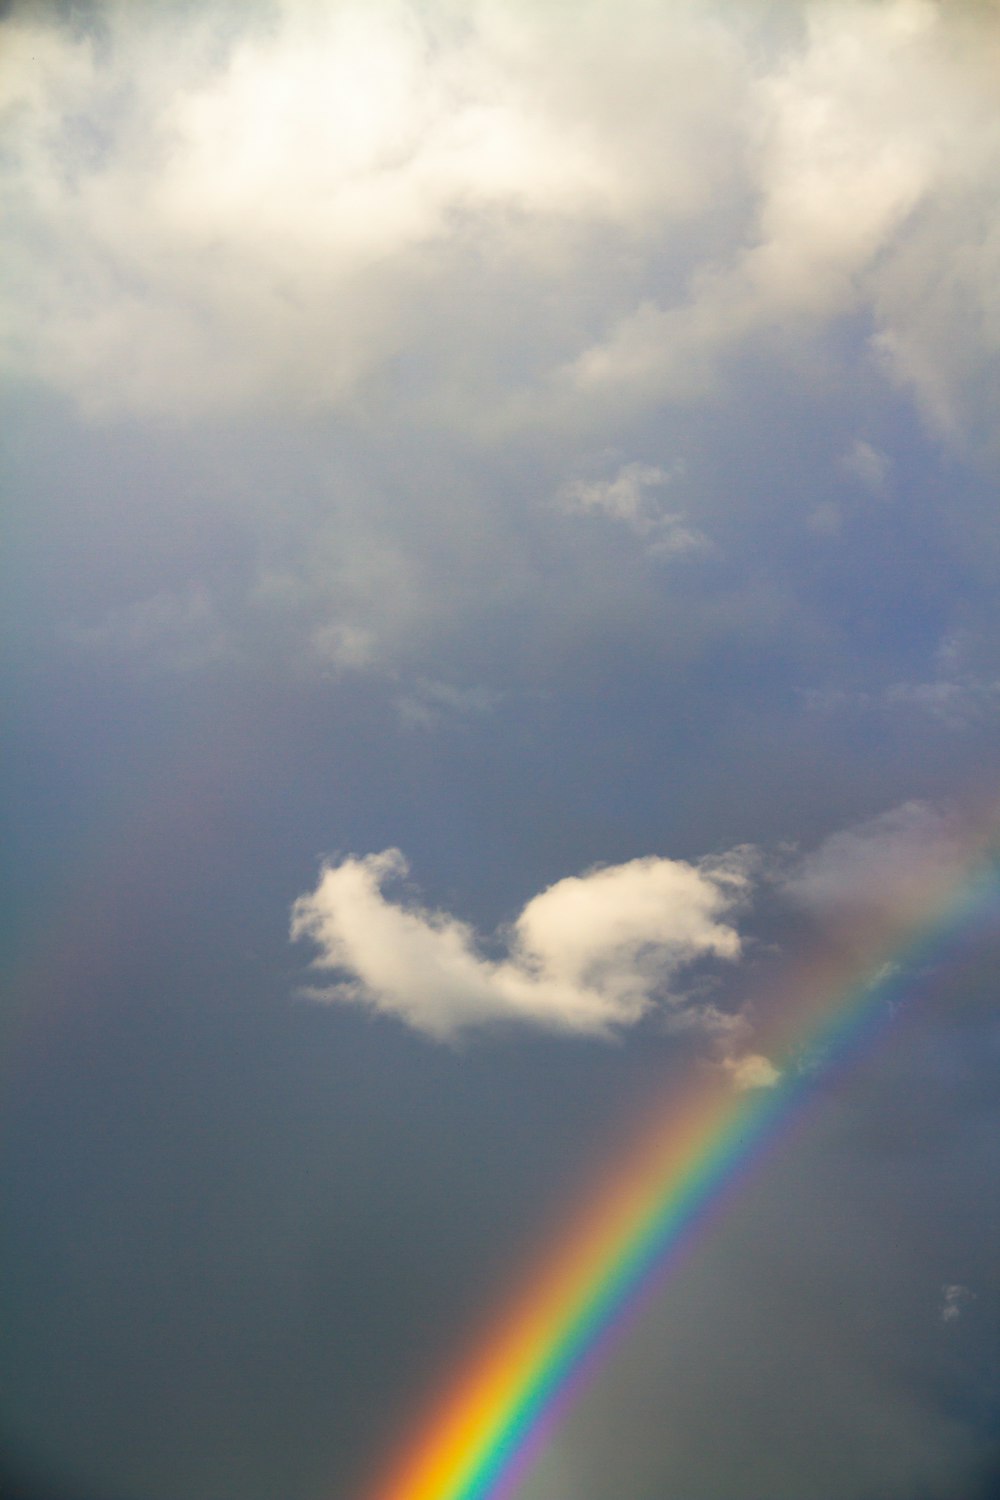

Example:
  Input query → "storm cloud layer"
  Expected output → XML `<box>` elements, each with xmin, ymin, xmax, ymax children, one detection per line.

<box><xmin>2</xmin><ymin>4</ymin><xmax>999</xmax><ymax>1500</ymax></box>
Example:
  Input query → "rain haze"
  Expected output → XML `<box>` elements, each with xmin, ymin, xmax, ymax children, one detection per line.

<box><xmin>2</xmin><ymin>2</ymin><xmax>1000</xmax><ymax>1498</ymax></box>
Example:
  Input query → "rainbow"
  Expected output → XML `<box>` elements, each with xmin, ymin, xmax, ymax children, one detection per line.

<box><xmin>360</xmin><ymin>841</ymin><xmax>1000</xmax><ymax>1500</ymax></box>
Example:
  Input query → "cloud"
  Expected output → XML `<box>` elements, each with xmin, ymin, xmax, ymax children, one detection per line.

<box><xmin>563</xmin><ymin>1</ymin><xmax>940</xmax><ymax>400</ymax></box>
<box><xmin>780</xmin><ymin>800</ymin><xmax>971</xmax><ymax>925</ymax></box>
<box><xmin>558</xmin><ymin>1</ymin><xmax>1000</xmax><ymax>443</ymax></box>
<box><xmin>804</xmin><ymin>632</ymin><xmax>1000</xmax><ymax>731</ymax></box>
<box><xmin>882</xmin><ymin>674</ymin><xmax>1000</xmax><ymax>729</ymax></box>
<box><xmin>309</xmin><ymin>621</ymin><xmax>381</xmax><ymax>675</ymax></box>
<box><xmin>801</xmin><ymin>678</ymin><xmax>981</xmax><ymax>725</ymax></box>
<box><xmin>840</xmin><ymin>438</ymin><xmax>891</xmax><ymax>496</ymax></box>
<box><xmin>0</xmin><ymin>0</ymin><xmax>750</xmax><ymax>420</ymax></box>
<box><xmin>395</xmin><ymin>677</ymin><xmax>504</xmax><ymax>730</ymax></box>
<box><xmin>4</xmin><ymin>0</ymin><xmax>998</xmax><ymax>440</ymax></box>
<box><xmin>557</xmin><ymin>462</ymin><xmax>706</xmax><ymax>555</ymax></box>
<box><xmin>723</xmin><ymin>1052</ymin><xmax>781</xmax><ymax>1091</ymax></box>
<box><xmin>941</xmin><ymin>1283</ymin><xmax>975</xmax><ymax>1324</ymax></box>
<box><xmin>882</xmin><ymin>628</ymin><xmax>1000</xmax><ymax>728</ymax></box>
<box><xmin>290</xmin><ymin>847</ymin><xmax>750</xmax><ymax>1039</ymax></box>
<box><xmin>64</xmin><ymin>586</ymin><xmax>229</xmax><ymax>672</ymax></box>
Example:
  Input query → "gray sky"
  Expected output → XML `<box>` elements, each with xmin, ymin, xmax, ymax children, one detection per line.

<box><xmin>2</xmin><ymin>3</ymin><xmax>999</xmax><ymax>1498</ymax></box>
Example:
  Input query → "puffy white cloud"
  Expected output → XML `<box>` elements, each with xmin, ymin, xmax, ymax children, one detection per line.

<box><xmin>5</xmin><ymin>0</ymin><xmax>997</xmax><ymax>438</ymax></box>
<box><xmin>0</xmin><ymin>0</ymin><xmax>749</xmax><ymax>419</ymax></box>
<box><xmin>560</xmin><ymin>1</ymin><xmax>1000</xmax><ymax>442</ymax></box>
<box><xmin>290</xmin><ymin>847</ymin><xmax>749</xmax><ymax>1039</ymax></box>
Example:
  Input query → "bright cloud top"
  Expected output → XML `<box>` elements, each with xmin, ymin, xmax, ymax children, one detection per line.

<box><xmin>3</xmin><ymin>0</ymin><xmax>999</xmax><ymax>436</ymax></box>
<box><xmin>290</xmin><ymin>848</ymin><xmax>748</xmax><ymax>1039</ymax></box>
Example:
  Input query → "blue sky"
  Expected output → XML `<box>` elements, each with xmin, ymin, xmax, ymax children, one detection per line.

<box><xmin>2</xmin><ymin>3</ymin><xmax>1000</xmax><ymax>1498</ymax></box>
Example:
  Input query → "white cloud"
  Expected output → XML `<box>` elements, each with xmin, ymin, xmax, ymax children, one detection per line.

<box><xmin>722</xmin><ymin>1051</ymin><xmax>781</xmax><ymax>1091</ymax></box>
<box><xmin>0</xmin><ymin>0</ymin><xmax>749</xmax><ymax>419</ymax></box>
<box><xmin>562</xmin><ymin>1</ymin><xmax>941</xmax><ymax>400</ymax></box>
<box><xmin>780</xmin><ymin>801</ymin><xmax>970</xmax><ymax>925</ymax></box>
<box><xmin>559</xmin><ymin>463</ymin><xmax>670</xmax><ymax>527</ymax></box>
<box><xmin>5</xmin><ymin>1</ymin><xmax>997</xmax><ymax>439</ymax></box>
<box><xmin>559</xmin><ymin>1</ymin><xmax>1000</xmax><ymax>443</ymax></box>
<box><xmin>557</xmin><ymin>462</ymin><xmax>706</xmax><ymax>555</ymax></box>
<box><xmin>290</xmin><ymin>846</ymin><xmax>750</xmax><ymax>1039</ymax></box>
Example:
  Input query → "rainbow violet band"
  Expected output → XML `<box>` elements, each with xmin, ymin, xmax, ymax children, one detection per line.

<box><xmin>360</xmin><ymin>850</ymin><xmax>999</xmax><ymax>1500</ymax></box>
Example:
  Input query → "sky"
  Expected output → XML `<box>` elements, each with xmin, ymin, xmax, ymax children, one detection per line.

<box><xmin>2</xmin><ymin>1</ymin><xmax>1000</xmax><ymax>1497</ymax></box>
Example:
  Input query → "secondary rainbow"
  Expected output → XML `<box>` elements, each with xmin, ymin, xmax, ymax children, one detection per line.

<box><xmin>360</xmin><ymin>841</ymin><xmax>999</xmax><ymax>1500</ymax></box>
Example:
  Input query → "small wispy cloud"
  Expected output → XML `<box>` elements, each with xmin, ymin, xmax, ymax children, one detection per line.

<box><xmin>557</xmin><ymin>462</ymin><xmax>707</xmax><ymax>556</ymax></box>
<box><xmin>804</xmin><ymin>674</ymin><xmax>1000</xmax><ymax>732</ymax></box>
<box><xmin>803</xmin><ymin>632</ymin><xmax>1000</xmax><ymax>731</ymax></box>
<box><xmin>395</xmin><ymin>678</ymin><xmax>504</xmax><ymax>731</ymax></box>
<box><xmin>882</xmin><ymin>675</ymin><xmax>1000</xmax><ymax>729</ymax></box>
<box><xmin>940</xmin><ymin>1283</ymin><xmax>975</xmax><ymax>1324</ymax></box>
<box><xmin>840</xmin><ymin>438</ymin><xmax>891</xmax><ymax>496</ymax></box>
<box><xmin>64</xmin><ymin>586</ymin><xmax>229</xmax><ymax>673</ymax></box>
<box><xmin>309</xmin><ymin>621</ymin><xmax>381</xmax><ymax>675</ymax></box>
